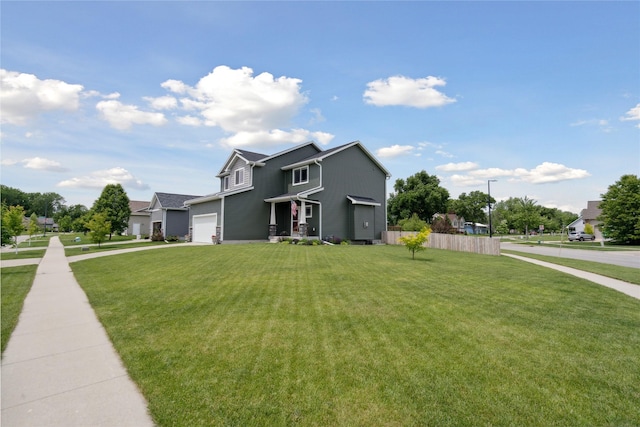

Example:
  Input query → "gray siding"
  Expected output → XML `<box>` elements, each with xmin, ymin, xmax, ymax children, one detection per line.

<box><xmin>165</xmin><ymin>210</ymin><xmax>190</xmax><ymax>238</ymax></box>
<box><xmin>223</xmin><ymin>144</ymin><xmax>321</xmax><ymax>240</ymax></box>
<box><xmin>316</xmin><ymin>145</ymin><xmax>387</xmax><ymax>241</ymax></box>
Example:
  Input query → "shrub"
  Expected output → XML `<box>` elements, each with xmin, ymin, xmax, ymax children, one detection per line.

<box><xmin>399</xmin><ymin>226</ymin><xmax>431</xmax><ymax>259</ymax></box>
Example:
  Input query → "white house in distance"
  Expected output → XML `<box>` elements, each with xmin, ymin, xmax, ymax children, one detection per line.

<box><xmin>567</xmin><ymin>200</ymin><xmax>603</xmax><ymax>239</ymax></box>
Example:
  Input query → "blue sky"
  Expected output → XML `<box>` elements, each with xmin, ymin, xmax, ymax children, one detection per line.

<box><xmin>2</xmin><ymin>1</ymin><xmax>638</xmax><ymax>214</ymax></box>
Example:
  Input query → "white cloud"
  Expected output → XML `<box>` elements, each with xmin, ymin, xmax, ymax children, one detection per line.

<box><xmin>1</xmin><ymin>158</ymin><xmax>18</xmax><ymax>166</ymax></box>
<box><xmin>436</xmin><ymin>161</ymin><xmax>479</xmax><ymax>172</ymax></box>
<box><xmin>220</xmin><ymin>128</ymin><xmax>334</xmax><ymax>149</ymax></box>
<box><xmin>58</xmin><ymin>167</ymin><xmax>149</xmax><ymax>190</ymax></box>
<box><xmin>0</xmin><ymin>69</ymin><xmax>84</xmax><ymax>125</ymax></box>
<box><xmin>450</xmin><ymin>174</ymin><xmax>485</xmax><ymax>187</ymax></box>
<box><xmin>22</xmin><ymin>157</ymin><xmax>68</xmax><ymax>172</ymax></box>
<box><xmin>96</xmin><ymin>100</ymin><xmax>168</xmax><ymax>130</ymax></box>
<box><xmin>176</xmin><ymin>115</ymin><xmax>203</xmax><ymax>126</ymax></box>
<box><xmin>145</xmin><ymin>95</ymin><xmax>178</xmax><ymax>110</ymax></box>
<box><xmin>376</xmin><ymin>144</ymin><xmax>415</xmax><ymax>158</ymax></box>
<box><xmin>363</xmin><ymin>75</ymin><xmax>456</xmax><ymax>108</ymax></box>
<box><xmin>620</xmin><ymin>103</ymin><xmax>640</xmax><ymax>128</ymax></box>
<box><xmin>162</xmin><ymin>65</ymin><xmax>308</xmax><ymax>133</ymax></box>
<box><xmin>446</xmin><ymin>162</ymin><xmax>590</xmax><ymax>186</ymax></box>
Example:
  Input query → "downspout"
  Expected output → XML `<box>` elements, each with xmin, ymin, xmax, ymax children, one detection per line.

<box><xmin>220</xmin><ymin>196</ymin><xmax>225</xmax><ymax>241</ymax></box>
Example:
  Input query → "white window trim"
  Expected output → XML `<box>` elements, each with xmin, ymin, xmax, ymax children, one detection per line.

<box><xmin>293</xmin><ymin>166</ymin><xmax>309</xmax><ymax>186</ymax></box>
<box><xmin>223</xmin><ymin>176</ymin><xmax>230</xmax><ymax>190</ymax></box>
<box><xmin>305</xmin><ymin>205</ymin><xmax>312</xmax><ymax>218</ymax></box>
<box><xmin>234</xmin><ymin>168</ymin><xmax>244</xmax><ymax>186</ymax></box>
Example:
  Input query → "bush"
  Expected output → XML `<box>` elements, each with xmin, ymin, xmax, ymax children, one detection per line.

<box><xmin>151</xmin><ymin>230</ymin><xmax>164</xmax><ymax>241</ymax></box>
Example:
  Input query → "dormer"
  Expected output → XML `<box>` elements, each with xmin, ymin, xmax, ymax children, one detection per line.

<box><xmin>216</xmin><ymin>149</ymin><xmax>267</xmax><ymax>193</ymax></box>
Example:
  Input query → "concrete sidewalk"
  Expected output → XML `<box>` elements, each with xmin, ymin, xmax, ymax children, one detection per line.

<box><xmin>1</xmin><ymin>236</ymin><xmax>155</xmax><ymax>426</ymax></box>
<box><xmin>503</xmin><ymin>253</ymin><xmax>640</xmax><ymax>300</ymax></box>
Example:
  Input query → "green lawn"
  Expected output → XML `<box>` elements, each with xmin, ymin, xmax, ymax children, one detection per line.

<box><xmin>64</xmin><ymin>240</ymin><xmax>177</xmax><ymax>256</ymax></box>
<box><xmin>1</xmin><ymin>265</ymin><xmax>38</xmax><ymax>354</ymax></box>
<box><xmin>502</xmin><ymin>250</ymin><xmax>640</xmax><ymax>285</ymax></box>
<box><xmin>0</xmin><ymin>249</ymin><xmax>46</xmax><ymax>261</ymax></box>
<box><xmin>71</xmin><ymin>244</ymin><xmax>640</xmax><ymax>426</ymax></box>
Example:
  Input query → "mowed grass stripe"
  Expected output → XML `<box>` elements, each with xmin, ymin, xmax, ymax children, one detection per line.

<box><xmin>71</xmin><ymin>244</ymin><xmax>640</xmax><ymax>426</ymax></box>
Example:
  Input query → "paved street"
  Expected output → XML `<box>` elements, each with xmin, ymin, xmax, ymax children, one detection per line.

<box><xmin>501</xmin><ymin>241</ymin><xmax>640</xmax><ymax>269</ymax></box>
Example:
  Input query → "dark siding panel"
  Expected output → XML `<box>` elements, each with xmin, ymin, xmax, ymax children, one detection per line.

<box><xmin>317</xmin><ymin>146</ymin><xmax>388</xmax><ymax>240</ymax></box>
<box><xmin>224</xmin><ymin>144</ymin><xmax>322</xmax><ymax>240</ymax></box>
<box><xmin>165</xmin><ymin>210</ymin><xmax>190</xmax><ymax>237</ymax></box>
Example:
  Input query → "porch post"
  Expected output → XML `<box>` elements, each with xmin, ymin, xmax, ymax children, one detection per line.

<box><xmin>299</xmin><ymin>200</ymin><xmax>308</xmax><ymax>237</ymax></box>
<box><xmin>268</xmin><ymin>202</ymin><xmax>277</xmax><ymax>239</ymax></box>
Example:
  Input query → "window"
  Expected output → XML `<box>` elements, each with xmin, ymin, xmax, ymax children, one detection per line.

<box><xmin>223</xmin><ymin>176</ymin><xmax>229</xmax><ymax>190</ymax></box>
<box><xmin>234</xmin><ymin>168</ymin><xmax>244</xmax><ymax>186</ymax></box>
<box><xmin>305</xmin><ymin>205</ymin><xmax>312</xmax><ymax>218</ymax></box>
<box><xmin>293</xmin><ymin>166</ymin><xmax>308</xmax><ymax>185</ymax></box>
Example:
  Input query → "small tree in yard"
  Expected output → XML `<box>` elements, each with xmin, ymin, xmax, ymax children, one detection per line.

<box><xmin>3</xmin><ymin>205</ymin><xmax>25</xmax><ymax>254</ymax></box>
<box><xmin>28</xmin><ymin>213</ymin><xmax>39</xmax><ymax>245</ymax></box>
<box><xmin>87</xmin><ymin>213</ymin><xmax>111</xmax><ymax>248</ymax></box>
<box><xmin>584</xmin><ymin>223</ymin><xmax>594</xmax><ymax>235</ymax></box>
<box><xmin>399</xmin><ymin>226</ymin><xmax>431</xmax><ymax>260</ymax></box>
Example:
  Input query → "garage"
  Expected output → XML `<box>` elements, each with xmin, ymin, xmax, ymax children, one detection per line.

<box><xmin>192</xmin><ymin>213</ymin><xmax>217</xmax><ymax>243</ymax></box>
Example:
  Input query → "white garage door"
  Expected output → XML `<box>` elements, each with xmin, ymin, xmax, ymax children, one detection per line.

<box><xmin>192</xmin><ymin>213</ymin><xmax>217</xmax><ymax>243</ymax></box>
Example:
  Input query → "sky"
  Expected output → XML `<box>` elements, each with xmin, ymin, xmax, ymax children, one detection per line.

<box><xmin>1</xmin><ymin>1</ymin><xmax>639</xmax><ymax>215</ymax></box>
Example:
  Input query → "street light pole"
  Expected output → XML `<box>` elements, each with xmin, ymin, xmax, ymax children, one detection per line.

<box><xmin>488</xmin><ymin>179</ymin><xmax>497</xmax><ymax>238</ymax></box>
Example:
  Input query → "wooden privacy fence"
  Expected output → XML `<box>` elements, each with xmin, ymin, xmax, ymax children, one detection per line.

<box><xmin>382</xmin><ymin>231</ymin><xmax>501</xmax><ymax>256</ymax></box>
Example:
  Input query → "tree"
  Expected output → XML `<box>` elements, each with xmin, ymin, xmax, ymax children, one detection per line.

<box><xmin>448</xmin><ymin>191</ymin><xmax>494</xmax><ymax>234</ymax></box>
<box><xmin>399</xmin><ymin>226</ymin><xmax>431</xmax><ymax>260</ymax></box>
<box><xmin>584</xmin><ymin>223</ymin><xmax>594</xmax><ymax>235</ymax></box>
<box><xmin>387</xmin><ymin>171</ymin><xmax>450</xmax><ymax>225</ymax></box>
<box><xmin>598</xmin><ymin>174</ymin><xmax>640</xmax><ymax>244</ymax></box>
<box><xmin>2</xmin><ymin>205</ymin><xmax>25</xmax><ymax>254</ymax></box>
<box><xmin>514</xmin><ymin>196</ymin><xmax>541</xmax><ymax>236</ymax></box>
<box><xmin>91</xmin><ymin>184</ymin><xmax>131</xmax><ymax>239</ymax></box>
<box><xmin>431</xmin><ymin>215</ymin><xmax>455</xmax><ymax>234</ymax></box>
<box><xmin>0</xmin><ymin>204</ymin><xmax>12</xmax><ymax>246</ymax></box>
<box><xmin>28</xmin><ymin>213</ymin><xmax>40</xmax><ymax>245</ymax></box>
<box><xmin>87</xmin><ymin>213</ymin><xmax>111</xmax><ymax>247</ymax></box>
<box><xmin>398</xmin><ymin>213</ymin><xmax>428</xmax><ymax>231</ymax></box>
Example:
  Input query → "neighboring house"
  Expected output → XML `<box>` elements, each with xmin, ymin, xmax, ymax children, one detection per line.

<box><xmin>567</xmin><ymin>200</ymin><xmax>603</xmax><ymax>239</ymax></box>
<box><xmin>185</xmin><ymin>140</ymin><xmax>390</xmax><ymax>243</ymax></box>
<box><xmin>464</xmin><ymin>222</ymin><xmax>488</xmax><ymax>235</ymax></box>
<box><xmin>126</xmin><ymin>200</ymin><xmax>151</xmax><ymax>237</ymax></box>
<box><xmin>148</xmin><ymin>192</ymin><xmax>200</xmax><ymax>240</ymax></box>
<box><xmin>432</xmin><ymin>213</ymin><xmax>466</xmax><ymax>233</ymax></box>
<box><xmin>37</xmin><ymin>217</ymin><xmax>58</xmax><ymax>232</ymax></box>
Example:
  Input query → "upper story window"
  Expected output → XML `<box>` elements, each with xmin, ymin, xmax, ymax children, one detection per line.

<box><xmin>234</xmin><ymin>168</ymin><xmax>244</xmax><ymax>186</ymax></box>
<box><xmin>223</xmin><ymin>176</ymin><xmax>230</xmax><ymax>191</ymax></box>
<box><xmin>293</xmin><ymin>166</ymin><xmax>309</xmax><ymax>185</ymax></box>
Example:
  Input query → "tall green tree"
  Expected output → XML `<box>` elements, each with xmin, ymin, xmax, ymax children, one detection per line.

<box><xmin>598</xmin><ymin>174</ymin><xmax>640</xmax><ymax>244</ymax></box>
<box><xmin>2</xmin><ymin>205</ymin><xmax>25</xmax><ymax>254</ymax></box>
<box><xmin>91</xmin><ymin>184</ymin><xmax>131</xmax><ymax>240</ymax></box>
<box><xmin>387</xmin><ymin>170</ymin><xmax>449</xmax><ymax>225</ymax></box>
<box><xmin>515</xmin><ymin>196</ymin><xmax>542</xmax><ymax>236</ymax></box>
<box><xmin>448</xmin><ymin>191</ymin><xmax>493</xmax><ymax>225</ymax></box>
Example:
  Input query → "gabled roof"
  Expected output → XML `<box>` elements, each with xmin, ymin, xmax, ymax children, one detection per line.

<box><xmin>129</xmin><ymin>200</ymin><xmax>150</xmax><ymax>212</ymax></box>
<box><xmin>580</xmin><ymin>201</ymin><xmax>602</xmax><ymax>221</ymax></box>
<box><xmin>152</xmin><ymin>192</ymin><xmax>201</xmax><ymax>209</ymax></box>
<box><xmin>281</xmin><ymin>140</ymin><xmax>391</xmax><ymax>178</ymax></box>
<box><xmin>217</xmin><ymin>149</ymin><xmax>268</xmax><ymax>177</ymax></box>
<box><xmin>216</xmin><ymin>141</ymin><xmax>322</xmax><ymax>177</ymax></box>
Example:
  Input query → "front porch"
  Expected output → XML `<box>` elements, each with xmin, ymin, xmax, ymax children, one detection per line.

<box><xmin>265</xmin><ymin>196</ymin><xmax>320</xmax><ymax>242</ymax></box>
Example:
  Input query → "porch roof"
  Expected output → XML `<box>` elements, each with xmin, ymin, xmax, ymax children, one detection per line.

<box><xmin>264</xmin><ymin>188</ymin><xmax>323</xmax><ymax>203</ymax></box>
<box><xmin>347</xmin><ymin>195</ymin><xmax>381</xmax><ymax>206</ymax></box>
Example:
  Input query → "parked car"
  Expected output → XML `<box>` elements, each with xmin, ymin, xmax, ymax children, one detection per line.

<box><xmin>568</xmin><ymin>231</ymin><xmax>595</xmax><ymax>241</ymax></box>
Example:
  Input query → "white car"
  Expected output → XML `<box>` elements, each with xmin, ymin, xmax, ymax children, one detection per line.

<box><xmin>568</xmin><ymin>231</ymin><xmax>595</xmax><ymax>241</ymax></box>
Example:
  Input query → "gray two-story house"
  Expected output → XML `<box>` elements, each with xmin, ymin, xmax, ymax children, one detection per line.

<box><xmin>185</xmin><ymin>141</ymin><xmax>391</xmax><ymax>243</ymax></box>
<box><xmin>148</xmin><ymin>192</ymin><xmax>201</xmax><ymax>239</ymax></box>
